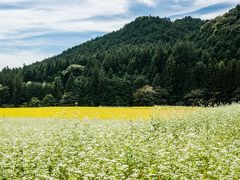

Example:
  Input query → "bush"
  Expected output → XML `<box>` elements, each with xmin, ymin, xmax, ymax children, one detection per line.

<box><xmin>133</xmin><ymin>85</ymin><xmax>156</xmax><ymax>106</ymax></box>
<box><xmin>29</xmin><ymin>97</ymin><xmax>41</xmax><ymax>107</ymax></box>
<box><xmin>43</xmin><ymin>94</ymin><xmax>56</xmax><ymax>106</ymax></box>
<box><xmin>60</xmin><ymin>92</ymin><xmax>76</xmax><ymax>106</ymax></box>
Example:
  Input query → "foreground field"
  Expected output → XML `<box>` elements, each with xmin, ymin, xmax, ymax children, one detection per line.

<box><xmin>0</xmin><ymin>106</ymin><xmax>198</xmax><ymax>120</ymax></box>
<box><xmin>0</xmin><ymin>105</ymin><xmax>239</xmax><ymax>179</ymax></box>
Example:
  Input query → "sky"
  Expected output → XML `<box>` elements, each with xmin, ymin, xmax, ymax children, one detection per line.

<box><xmin>0</xmin><ymin>0</ymin><xmax>239</xmax><ymax>70</ymax></box>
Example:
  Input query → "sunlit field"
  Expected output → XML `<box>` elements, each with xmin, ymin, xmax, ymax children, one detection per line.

<box><xmin>0</xmin><ymin>106</ymin><xmax>198</xmax><ymax>120</ymax></box>
<box><xmin>0</xmin><ymin>104</ymin><xmax>239</xmax><ymax>179</ymax></box>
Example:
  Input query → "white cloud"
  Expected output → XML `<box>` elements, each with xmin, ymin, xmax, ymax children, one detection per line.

<box><xmin>0</xmin><ymin>0</ymin><xmax>131</xmax><ymax>39</ymax></box>
<box><xmin>0</xmin><ymin>0</ymin><xmax>238</xmax><ymax>39</ymax></box>
<box><xmin>0</xmin><ymin>50</ymin><xmax>49</xmax><ymax>69</ymax></box>
<box><xmin>197</xmin><ymin>10</ymin><xmax>226</xmax><ymax>19</ymax></box>
<box><xmin>193</xmin><ymin>0</ymin><xmax>239</xmax><ymax>7</ymax></box>
<box><xmin>138</xmin><ymin>0</ymin><xmax>156</xmax><ymax>6</ymax></box>
<box><xmin>157</xmin><ymin>0</ymin><xmax>239</xmax><ymax>17</ymax></box>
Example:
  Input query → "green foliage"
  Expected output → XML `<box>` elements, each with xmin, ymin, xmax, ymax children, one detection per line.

<box><xmin>0</xmin><ymin>5</ymin><xmax>239</xmax><ymax>106</ymax></box>
<box><xmin>63</xmin><ymin>64</ymin><xmax>84</xmax><ymax>77</ymax></box>
<box><xmin>29</xmin><ymin>97</ymin><xmax>41</xmax><ymax>107</ymax></box>
<box><xmin>133</xmin><ymin>85</ymin><xmax>170</xmax><ymax>105</ymax></box>
<box><xmin>60</xmin><ymin>92</ymin><xmax>76</xmax><ymax>106</ymax></box>
<box><xmin>184</xmin><ymin>89</ymin><xmax>207</xmax><ymax>105</ymax></box>
<box><xmin>65</xmin><ymin>73</ymin><xmax>75</xmax><ymax>93</ymax></box>
<box><xmin>43</xmin><ymin>94</ymin><xmax>56</xmax><ymax>106</ymax></box>
<box><xmin>0</xmin><ymin>85</ymin><xmax>10</xmax><ymax>105</ymax></box>
<box><xmin>23</xmin><ymin>81</ymin><xmax>52</xmax><ymax>102</ymax></box>
<box><xmin>133</xmin><ymin>85</ymin><xmax>156</xmax><ymax>106</ymax></box>
<box><xmin>53</xmin><ymin>76</ymin><xmax>63</xmax><ymax>101</ymax></box>
<box><xmin>194</xmin><ymin>6</ymin><xmax>240</xmax><ymax>60</ymax></box>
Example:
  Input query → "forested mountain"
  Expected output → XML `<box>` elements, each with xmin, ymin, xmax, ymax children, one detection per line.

<box><xmin>0</xmin><ymin>5</ymin><xmax>239</xmax><ymax>107</ymax></box>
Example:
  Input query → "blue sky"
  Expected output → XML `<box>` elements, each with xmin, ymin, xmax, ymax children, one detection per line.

<box><xmin>0</xmin><ymin>0</ymin><xmax>239</xmax><ymax>69</ymax></box>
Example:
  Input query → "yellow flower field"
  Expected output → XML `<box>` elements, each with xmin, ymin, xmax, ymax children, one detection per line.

<box><xmin>0</xmin><ymin>106</ymin><xmax>200</xmax><ymax>120</ymax></box>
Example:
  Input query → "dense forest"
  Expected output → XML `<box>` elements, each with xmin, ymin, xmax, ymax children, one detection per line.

<box><xmin>0</xmin><ymin>5</ymin><xmax>240</xmax><ymax>107</ymax></box>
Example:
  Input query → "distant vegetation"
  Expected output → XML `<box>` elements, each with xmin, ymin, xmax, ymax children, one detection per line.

<box><xmin>0</xmin><ymin>104</ymin><xmax>239</xmax><ymax>178</ymax></box>
<box><xmin>0</xmin><ymin>5</ymin><xmax>239</xmax><ymax>107</ymax></box>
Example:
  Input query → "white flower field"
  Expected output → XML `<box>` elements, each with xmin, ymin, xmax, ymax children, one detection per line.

<box><xmin>0</xmin><ymin>105</ymin><xmax>239</xmax><ymax>179</ymax></box>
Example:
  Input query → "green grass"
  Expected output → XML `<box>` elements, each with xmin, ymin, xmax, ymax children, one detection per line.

<box><xmin>0</xmin><ymin>105</ymin><xmax>240</xmax><ymax>179</ymax></box>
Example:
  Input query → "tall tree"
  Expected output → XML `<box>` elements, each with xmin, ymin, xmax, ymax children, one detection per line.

<box><xmin>65</xmin><ymin>73</ymin><xmax>75</xmax><ymax>93</ymax></box>
<box><xmin>53</xmin><ymin>76</ymin><xmax>64</xmax><ymax>101</ymax></box>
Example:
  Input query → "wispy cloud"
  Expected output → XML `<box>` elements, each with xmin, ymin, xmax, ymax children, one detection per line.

<box><xmin>137</xmin><ymin>0</ymin><xmax>156</xmax><ymax>7</ymax></box>
<box><xmin>0</xmin><ymin>0</ymin><xmax>238</xmax><ymax>69</ymax></box>
<box><xmin>169</xmin><ymin>2</ymin><xmax>236</xmax><ymax>19</ymax></box>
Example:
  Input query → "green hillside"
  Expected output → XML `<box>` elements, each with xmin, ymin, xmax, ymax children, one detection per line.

<box><xmin>0</xmin><ymin>5</ymin><xmax>239</xmax><ymax>107</ymax></box>
<box><xmin>194</xmin><ymin>5</ymin><xmax>240</xmax><ymax>60</ymax></box>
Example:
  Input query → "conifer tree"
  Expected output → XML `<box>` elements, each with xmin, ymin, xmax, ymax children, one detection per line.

<box><xmin>65</xmin><ymin>73</ymin><xmax>75</xmax><ymax>93</ymax></box>
<box><xmin>53</xmin><ymin>76</ymin><xmax>64</xmax><ymax>100</ymax></box>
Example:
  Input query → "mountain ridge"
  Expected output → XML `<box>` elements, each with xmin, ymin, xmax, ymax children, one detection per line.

<box><xmin>19</xmin><ymin>16</ymin><xmax>205</xmax><ymax>82</ymax></box>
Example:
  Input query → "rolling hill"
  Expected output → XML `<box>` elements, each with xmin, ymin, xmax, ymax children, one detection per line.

<box><xmin>0</xmin><ymin>5</ymin><xmax>239</xmax><ymax>107</ymax></box>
